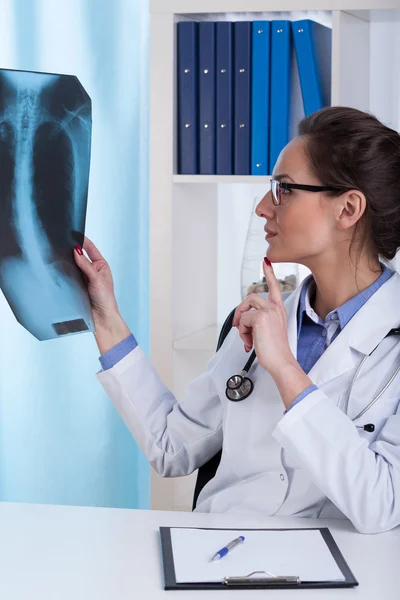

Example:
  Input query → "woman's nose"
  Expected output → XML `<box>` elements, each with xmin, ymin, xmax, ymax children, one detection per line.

<box><xmin>255</xmin><ymin>191</ymin><xmax>275</xmax><ymax>218</ymax></box>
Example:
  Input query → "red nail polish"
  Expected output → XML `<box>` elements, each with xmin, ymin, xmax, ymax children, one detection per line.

<box><xmin>74</xmin><ymin>244</ymin><xmax>83</xmax><ymax>256</ymax></box>
<box><xmin>264</xmin><ymin>257</ymin><xmax>271</xmax><ymax>267</ymax></box>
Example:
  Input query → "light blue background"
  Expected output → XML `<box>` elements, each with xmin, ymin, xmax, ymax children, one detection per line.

<box><xmin>0</xmin><ymin>0</ymin><xmax>150</xmax><ymax>508</ymax></box>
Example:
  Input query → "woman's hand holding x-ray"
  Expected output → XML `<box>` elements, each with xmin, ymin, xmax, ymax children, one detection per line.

<box><xmin>74</xmin><ymin>237</ymin><xmax>130</xmax><ymax>353</ymax></box>
<box><xmin>232</xmin><ymin>259</ymin><xmax>297</xmax><ymax>378</ymax></box>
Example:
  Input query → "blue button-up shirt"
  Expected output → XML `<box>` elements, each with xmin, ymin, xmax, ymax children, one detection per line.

<box><xmin>289</xmin><ymin>263</ymin><xmax>393</xmax><ymax>409</ymax></box>
<box><xmin>100</xmin><ymin>264</ymin><xmax>394</xmax><ymax>410</ymax></box>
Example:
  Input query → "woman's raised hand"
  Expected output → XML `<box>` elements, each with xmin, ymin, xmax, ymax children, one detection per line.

<box><xmin>232</xmin><ymin>258</ymin><xmax>296</xmax><ymax>377</ymax></box>
<box><xmin>74</xmin><ymin>237</ymin><xmax>130</xmax><ymax>353</ymax></box>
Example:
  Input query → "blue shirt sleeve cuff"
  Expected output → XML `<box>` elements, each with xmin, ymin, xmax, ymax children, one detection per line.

<box><xmin>285</xmin><ymin>384</ymin><xmax>318</xmax><ymax>413</ymax></box>
<box><xmin>99</xmin><ymin>333</ymin><xmax>138</xmax><ymax>371</ymax></box>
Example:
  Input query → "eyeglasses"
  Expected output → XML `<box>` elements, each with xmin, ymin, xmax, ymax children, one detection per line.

<box><xmin>270</xmin><ymin>179</ymin><xmax>341</xmax><ymax>206</ymax></box>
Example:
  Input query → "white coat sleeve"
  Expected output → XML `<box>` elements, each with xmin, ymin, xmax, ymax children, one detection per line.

<box><xmin>272</xmin><ymin>389</ymin><xmax>400</xmax><ymax>534</ymax></box>
<box><xmin>96</xmin><ymin>333</ymin><xmax>234</xmax><ymax>477</ymax></box>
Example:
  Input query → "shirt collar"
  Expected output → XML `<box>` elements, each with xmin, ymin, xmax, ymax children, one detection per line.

<box><xmin>297</xmin><ymin>263</ymin><xmax>394</xmax><ymax>336</ymax></box>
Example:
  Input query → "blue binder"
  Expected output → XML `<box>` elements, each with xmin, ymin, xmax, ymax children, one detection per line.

<box><xmin>233</xmin><ymin>21</ymin><xmax>251</xmax><ymax>175</ymax></box>
<box><xmin>251</xmin><ymin>21</ymin><xmax>271</xmax><ymax>175</ymax></box>
<box><xmin>292</xmin><ymin>19</ymin><xmax>332</xmax><ymax>116</ymax></box>
<box><xmin>199</xmin><ymin>22</ymin><xmax>216</xmax><ymax>174</ymax></box>
<box><xmin>177</xmin><ymin>22</ymin><xmax>198</xmax><ymax>174</ymax></box>
<box><xmin>216</xmin><ymin>22</ymin><xmax>233</xmax><ymax>175</ymax></box>
<box><xmin>269</xmin><ymin>21</ymin><xmax>291</xmax><ymax>175</ymax></box>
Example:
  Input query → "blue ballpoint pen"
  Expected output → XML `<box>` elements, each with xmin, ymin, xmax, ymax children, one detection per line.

<box><xmin>211</xmin><ymin>536</ymin><xmax>245</xmax><ymax>561</ymax></box>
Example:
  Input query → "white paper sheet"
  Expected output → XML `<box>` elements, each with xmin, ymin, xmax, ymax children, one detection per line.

<box><xmin>170</xmin><ymin>528</ymin><xmax>345</xmax><ymax>583</ymax></box>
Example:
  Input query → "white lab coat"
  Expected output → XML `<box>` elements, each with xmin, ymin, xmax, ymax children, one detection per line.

<box><xmin>98</xmin><ymin>271</ymin><xmax>400</xmax><ymax>534</ymax></box>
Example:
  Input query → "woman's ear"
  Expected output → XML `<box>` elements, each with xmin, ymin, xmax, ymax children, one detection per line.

<box><xmin>336</xmin><ymin>190</ymin><xmax>366</xmax><ymax>230</ymax></box>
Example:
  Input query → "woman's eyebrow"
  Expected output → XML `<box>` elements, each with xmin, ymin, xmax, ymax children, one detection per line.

<box><xmin>273</xmin><ymin>173</ymin><xmax>295</xmax><ymax>182</ymax></box>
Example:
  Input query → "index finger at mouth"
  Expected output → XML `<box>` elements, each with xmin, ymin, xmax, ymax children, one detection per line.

<box><xmin>263</xmin><ymin>260</ymin><xmax>283</xmax><ymax>304</ymax></box>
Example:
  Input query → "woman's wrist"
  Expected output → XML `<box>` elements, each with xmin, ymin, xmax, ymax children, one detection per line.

<box><xmin>94</xmin><ymin>313</ymin><xmax>131</xmax><ymax>355</ymax></box>
<box><xmin>270</xmin><ymin>361</ymin><xmax>313</xmax><ymax>411</ymax></box>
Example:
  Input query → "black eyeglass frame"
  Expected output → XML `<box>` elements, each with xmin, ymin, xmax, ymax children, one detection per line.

<box><xmin>271</xmin><ymin>179</ymin><xmax>342</xmax><ymax>206</ymax></box>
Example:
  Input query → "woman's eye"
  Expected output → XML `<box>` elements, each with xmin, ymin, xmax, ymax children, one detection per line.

<box><xmin>281</xmin><ymin>187</ymin><xmax>292</xmax><ymax>195</ymax></box>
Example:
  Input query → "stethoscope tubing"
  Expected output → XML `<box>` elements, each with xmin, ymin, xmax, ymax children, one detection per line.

<box><xmin>226</xmin><ymin>328</ymin><xmax>400</xmax><ymax>423</ymax></box>
<box><xmin>344</xmin><ymin>328</ymin><xmax>400</xmax><ymax>421</ymax></box>
<box><xmin>243</xmin><ymin>349</ymin><xmax>256</xmax><ymax>373</ymax></box>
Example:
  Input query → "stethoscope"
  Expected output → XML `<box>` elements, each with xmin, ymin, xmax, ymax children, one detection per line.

<box><xmin>225</xmin><ymin>327</ymin><xmax>400</xmax><ymax>433</ymax></box>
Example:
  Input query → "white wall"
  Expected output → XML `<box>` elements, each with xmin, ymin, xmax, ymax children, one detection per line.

<box><xmin>370</xmin><ymin>17</ymin><xmax>400</xmax><ymax>272</ymax></box>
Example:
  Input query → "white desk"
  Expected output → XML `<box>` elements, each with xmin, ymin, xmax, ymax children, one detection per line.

<box><xmin>0</xmin><ymin>502</ymin><xmax>398</xmax><ymax>599</ymax></box>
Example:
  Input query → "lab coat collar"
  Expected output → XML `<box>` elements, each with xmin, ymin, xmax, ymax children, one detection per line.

<box><xmin>283</xmin><ymin>269</ymin><xmax>400</xmax><ymax>388</ymax></box>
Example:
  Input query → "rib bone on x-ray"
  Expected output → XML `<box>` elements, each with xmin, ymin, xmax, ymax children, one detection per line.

<box><xmin>0</xmin><ymin>68</ymin><xmax>94</xmax><ymax>341</ymax></box>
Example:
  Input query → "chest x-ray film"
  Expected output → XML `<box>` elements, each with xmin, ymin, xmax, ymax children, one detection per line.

<box><xmin>0</xmin><ymin>68</ymin><xmax>94</xmax><ymax>341</ymax></box>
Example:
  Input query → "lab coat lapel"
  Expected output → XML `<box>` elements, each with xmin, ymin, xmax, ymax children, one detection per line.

<box><xmin>283</xmin><ymin>270</ymin><xmax>400</xmax><ymax>388</ymax></box>
<box><xmin>284</xmin><ymin>276</ymin><xmax>307</xmax><ymax>362</ymax></box>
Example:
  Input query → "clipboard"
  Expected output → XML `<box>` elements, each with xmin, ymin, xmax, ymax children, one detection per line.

<box><xmin>159</xmin><ymin>526</ymin><xmax>359</xmax><ymax>590</ymax></box>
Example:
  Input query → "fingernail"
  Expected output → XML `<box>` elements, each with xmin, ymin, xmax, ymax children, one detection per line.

<box><xmin>264</xmin><ymin>257</ymin><xmax>271</xmax><ymax>268</ymax></box>
<box><xmin>74</xmin><ymin>244</ymin><xmax>83</xmax><ymax>256</ymax></box>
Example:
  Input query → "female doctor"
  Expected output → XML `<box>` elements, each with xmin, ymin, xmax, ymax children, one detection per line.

<box><xmin>75</xmin><ymin>106</ymin><xmax>400</xmax><ymax>534</ymax></box>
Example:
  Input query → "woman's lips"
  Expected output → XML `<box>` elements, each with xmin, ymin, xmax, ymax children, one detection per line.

<box><xmin>265</xmin><ymin>232</ymin><xmax>277</xmax><ymax>239</ymax></box>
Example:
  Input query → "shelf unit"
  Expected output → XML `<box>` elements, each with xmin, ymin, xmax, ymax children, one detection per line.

<box><xmin>173</xmin><ymin>175</ymin><xmax>273</xmax><ymax>183</ymax></box>
<box><xmin>149</xmin><ymin>0</ymin><xmax>400</xmax><ymax>511</ymax></box>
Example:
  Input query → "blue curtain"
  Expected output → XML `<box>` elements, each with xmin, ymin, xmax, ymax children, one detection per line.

<box><xmin>0</xmin><ymin>0</ymin><xmax>150</xmax><ymax>508</ymax></box>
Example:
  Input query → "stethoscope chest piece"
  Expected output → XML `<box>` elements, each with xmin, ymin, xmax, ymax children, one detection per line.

<box><xmin>225</xmin><ymin>371</ymin><xmax>254</xmax><ymax>401</ymax></box>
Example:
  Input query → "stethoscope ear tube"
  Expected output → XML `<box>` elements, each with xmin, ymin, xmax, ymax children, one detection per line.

<box><xmin>356</xmin><ymin>424</ymin><xmax>375</xmax><ymax>433</ymax></box>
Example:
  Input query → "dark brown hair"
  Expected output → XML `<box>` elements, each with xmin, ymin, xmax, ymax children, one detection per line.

<box><xmin>298</xmin><ymin>106</ymin><xmax>400</xmax><ymax>267</ymax></box>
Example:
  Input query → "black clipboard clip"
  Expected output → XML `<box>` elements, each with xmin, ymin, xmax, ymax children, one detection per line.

<box><xmin>224</xmin><ymin>571</ymin><xmax>301</xmax><ymax>587</ymax></box>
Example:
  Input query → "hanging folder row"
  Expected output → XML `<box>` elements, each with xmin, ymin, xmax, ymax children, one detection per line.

<box><xmin>177</xmin><ymin>19</ymin><xmax>331</xmax><ymax>176</ymax></box>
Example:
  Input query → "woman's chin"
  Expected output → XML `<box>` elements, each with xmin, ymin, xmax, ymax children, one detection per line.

<box><xmin>266</xmin><ymin>246</ymin><xmax>279</xmax><ymax>261</ymax></box>
<box><xmin>266</xmin><ymin>249</ymin><xmax>292</xmax><ymax>264</ymax></box>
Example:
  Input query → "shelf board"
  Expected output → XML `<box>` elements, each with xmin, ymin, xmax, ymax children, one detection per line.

<box><xmin>151</xmin><ymin>1</ymin><xmax>400</xmax><ymax>15</ymax></box>
<box><xmin>173</xmin><ymin>324</ymin><xmax>220</xmax><ymax>351</ymax></box>
<box><xmin>173</xmin><ymin>175</ymin><xmax>272</xmax><ymax>184</ymax></box>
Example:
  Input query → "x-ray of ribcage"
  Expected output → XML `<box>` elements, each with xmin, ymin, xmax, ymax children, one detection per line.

<box><xmin>0</xmin><ymin>69</ymin><xmax>94</xmax><ymax>341</ymax></box>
